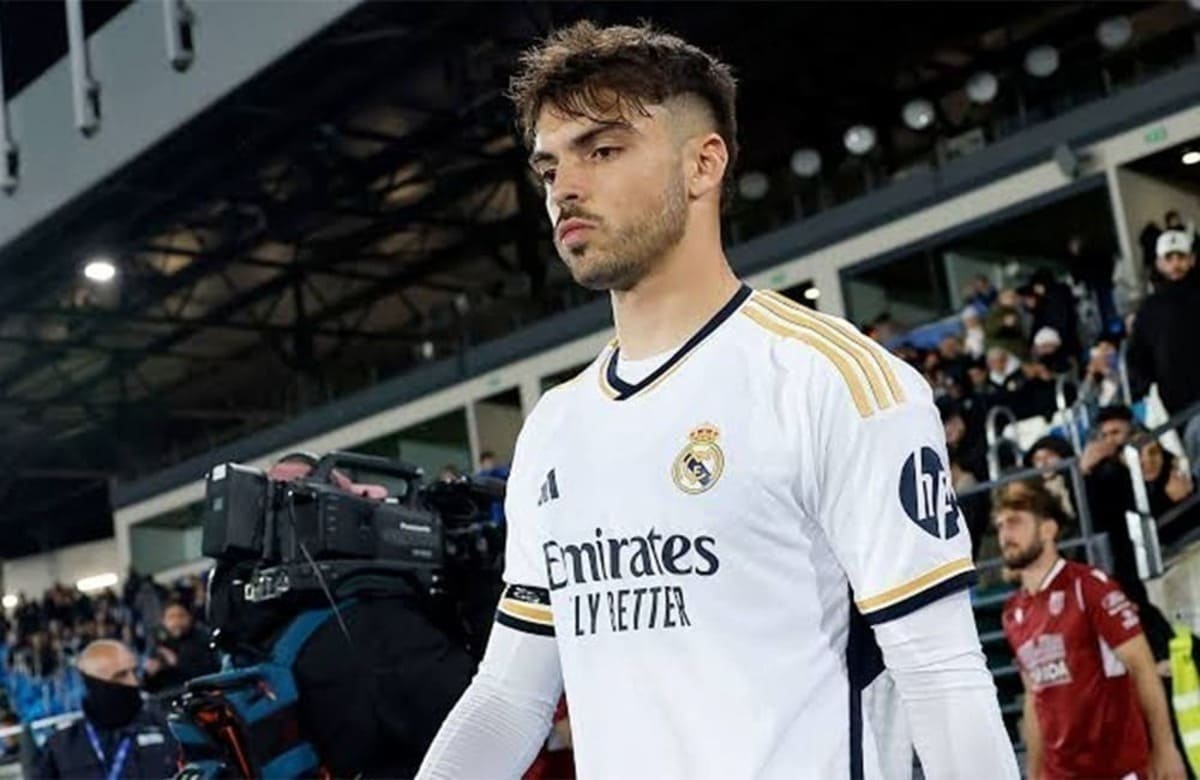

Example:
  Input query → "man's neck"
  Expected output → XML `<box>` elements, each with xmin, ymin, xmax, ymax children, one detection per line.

<box><xmin>610</xmin><ymin>232</ymin><xmax>739</xmax><ymax>360</ymax></box>
<box><xmin>1019</xmin><ymin>553</ymin><xmax>1062</xmax><ymax>595</ymax></box>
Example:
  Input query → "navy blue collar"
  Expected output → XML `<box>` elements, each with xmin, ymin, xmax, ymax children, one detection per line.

<box><xmin>603</xmin><ymin>284</ymin><xmax>751</xmax><ymax>401</ymax></box>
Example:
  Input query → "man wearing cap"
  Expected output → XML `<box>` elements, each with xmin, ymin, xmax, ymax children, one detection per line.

<box><xmin>1128</xmin><ymin>230</ymin><xmax>1200</xmax><ymax>473</ymax></box>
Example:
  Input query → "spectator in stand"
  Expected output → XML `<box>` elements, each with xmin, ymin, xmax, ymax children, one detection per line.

<box><xmin>1072</xmin><ymin>404</ymin><xmax>1180</xmax><ymax>661</ymax></box>
<box><xmin>1065</xmin><ymin>233</ymin><xmax>1118</xmax><ymax>332</ymax></box>
<box><xmin>1128</xmin><ymin>230</ymin><xmax>1200</xmax><ymax>474</ymax></box>
<box><xmin>1020</xmin><ymin>269</ymin><xmax>1081</xmax><ymax>360</ymax></box>
<box><xmin>1134</xmin><ymin>435</ymin><xmax>1198</xmax><ymax>549</ymax></box>
<box><xmin>961</xmin><ymin>306</ymin><xmax>987</xmax><ymax>359</ymax></box>
<box><xmin>142</xmin><ymin>602</ymin><xmax>219</xmax><ymax>695</ymax></box>
<box><xmin>1080</xmin><ymin>336</ymin><xmax>1123</xmax><ymax>407</ymax></box>
<box><xmin>996</xmin><ymin>481</ymin><xmax>1187</xmax><ymax>780</ymax></box>
<box><xmin>964</xmin><ymin>274</ymin><xmax>999</xmax><ymax>311</ymax></box>
<box><xmin>986</xmin><ymin>288</ymin><xmax>1029</xmax><ymax>359</ymax></box>
<box><xmin>1024</xmin><ymin>435</ymin><xmax>1079</xmax><ymax>525</ymax></box>
<box><xmin>986</xmin><ymin>347</ymin><xmax>1024</xmax><ymax>397</ymax></box>
<box><xmin>966</xmin><ymin>356</ymin><xmax>989</xmax><ymax>399</ymax></box>
<box><xmin>1031</xmin><ymin>327</ymin><xmax>1074</xmax><ymax>376</ymax></box>
<box><xmin>476</xmin><ymin>451</ymin><xmax>511</xmax><ymax>480</ymax></box>
<box><xmin>936</xmin><ymin>334</ymin><xmax>971</xmax><ymax>390</ymax></box>
<box><xmin>863</xmin><ymin>311</ymin><xmax>900</xmax><ymax>344</ymax></box>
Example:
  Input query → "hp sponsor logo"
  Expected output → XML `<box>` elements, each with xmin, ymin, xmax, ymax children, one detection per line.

<box><xmin>898</xmin><ymin>446</ymin><xmax>961</xmax><ymax>540</ymax></box>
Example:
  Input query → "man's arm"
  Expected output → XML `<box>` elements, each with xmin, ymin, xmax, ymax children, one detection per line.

<box><xmin>1113</xmin><ymin>633</ymin><xmax>1187</xmax><ymax>780</ymax></box>
<box><xmin>873</xmin><ymin>591</ymin><xmax>1020</xmax><ymax>779</ymax></box>
<box><xmin>416</xmin><ymin>622</ymin><xmax>563</xmax><ymax>780</ymax></box>
<box><xmin>794</xmin><ymin>336</ymin><xmax>1018</xmax><ymax>777</ymax></box>
<box><xmin>1019</xmin><ymin>673</ymin><xmax>1043</xmax><ymax>779</ymax></box>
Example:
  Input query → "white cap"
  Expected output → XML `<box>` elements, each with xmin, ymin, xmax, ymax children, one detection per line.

<box><xmin>1157</xmin><ymin>229</ymin><xmax>1193</xmax><ymax>257</ymax></box>
<box><xmin>1033</xmin><ymin>327</ymin><xmax>1062</xmax><ymax>348</ymax></box>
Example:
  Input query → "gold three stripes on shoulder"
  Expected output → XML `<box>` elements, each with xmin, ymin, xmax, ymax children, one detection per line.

<box><xmin>742</xmin><ymin>289</ymin><xmax>905</xmax><ymax>417</ymax></box>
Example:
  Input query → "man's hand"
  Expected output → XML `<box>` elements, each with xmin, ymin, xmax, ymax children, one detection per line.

<box><xmin>1079</xmin><ymin>439</ymin><xmax>1116</xmax><ymax>475</ymax></box>
<box><xmin>1166</xmin><ymin>468</ymin><xmax>1194</xmax><ymax>503</ymax></box>
<box><xmin>1150</xmin><ymin>742</ymin><xmax>1187</xmax><ymax>780</ymax></box>
<box><xmin>156</xmin><ymin>646</ymin><xmax>179</xmax><ymax>667</ymax></box>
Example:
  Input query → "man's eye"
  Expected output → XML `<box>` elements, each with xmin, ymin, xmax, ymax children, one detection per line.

<box><xmin>592</xmin><ymin>146</ymin><xmax>620</xmax><ymax>160</ymax></box>
<box><xmin>540</xmin><ymin>169</ymin><xmax>557</xmax><ymax>184</ymax></box>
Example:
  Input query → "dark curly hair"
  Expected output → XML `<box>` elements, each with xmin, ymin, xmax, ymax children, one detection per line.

<box><xmin>508</xmin><ymin>20</ymin><xmax>739</xmax><ymax>188</ymax></box>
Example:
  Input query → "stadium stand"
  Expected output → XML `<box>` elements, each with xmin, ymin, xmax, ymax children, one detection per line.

<box><xmin>0</xmin><ymin>2</ymin><xmax>1199</xmax><ymax>778</ymax></box>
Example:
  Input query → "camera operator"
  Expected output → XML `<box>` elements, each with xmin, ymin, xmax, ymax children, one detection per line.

<box><xmin>252</xmin><ymin>453</ymin><xmax>479</xmax><ymax>779</ymax></box>
<box><xmin>143</xmin><ymin>602</ymin><xmax>219</xmax><ymax>695</ymax></box>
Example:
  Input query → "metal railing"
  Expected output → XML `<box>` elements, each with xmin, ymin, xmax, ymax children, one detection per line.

<box><xmin>1117</xmin><ymin>399</ymin><xmax>1200</xmax><ymax>574</ymax></box>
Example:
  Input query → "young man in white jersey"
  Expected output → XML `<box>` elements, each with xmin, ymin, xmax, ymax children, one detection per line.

<box><xmin>418</xmin><ymin>21</ymin><xmax>1018</xmax><ymax>779</ymax></box>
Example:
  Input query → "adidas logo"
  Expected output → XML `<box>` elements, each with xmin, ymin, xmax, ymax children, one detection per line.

<box><xmin>537</xmin><ymin>469</ymin><xmax>560</xmax><ymax>506</ymax></box>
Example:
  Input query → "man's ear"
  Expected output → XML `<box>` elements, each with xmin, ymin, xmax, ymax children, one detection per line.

<box><xmin>686</xmin><ymin>132</ymin><xmax>728</xmax><ymax>201</ymax></box>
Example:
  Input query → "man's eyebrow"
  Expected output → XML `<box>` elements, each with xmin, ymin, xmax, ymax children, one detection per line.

<box><xmin>528</xmin><ymin>121</ymin><xmax>635</xmax><ymax>169</ymax></box>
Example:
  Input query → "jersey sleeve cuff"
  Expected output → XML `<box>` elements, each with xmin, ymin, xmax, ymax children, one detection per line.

<box><xmin>496</xmin><ymin>583</ymin><xmax>555</xmax><ymax>637</ymax></box>
<box><xmin>855</xmin><ymin>557</ymin><xmax>977</xmax><ymax>626</ymax></box>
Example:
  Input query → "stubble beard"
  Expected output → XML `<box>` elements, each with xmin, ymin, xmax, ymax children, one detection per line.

<box><xmin>1001</xmin><ymin>537</ymin><xmax>1045</xmax><ymax>570</ymax></box>
<box><xmin>559</xmin><ymin>173</ymin><xmax>688</xmax><ymax>292</ymax></box>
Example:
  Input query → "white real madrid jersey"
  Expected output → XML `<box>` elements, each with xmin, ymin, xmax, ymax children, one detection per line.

<box><xmin>496</xmin><ymin>285</ymin><xmax>975</xmax><ymax>780</ymax></box>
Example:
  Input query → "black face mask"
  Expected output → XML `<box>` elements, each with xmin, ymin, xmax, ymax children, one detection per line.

<box><xmin>82</xmin><ymin>673</ymin><xmax>143</xmax><ymax>729</ymax></box>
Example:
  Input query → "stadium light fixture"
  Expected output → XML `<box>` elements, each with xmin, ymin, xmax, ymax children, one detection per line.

<box><xmin>77</xmin><ymin>572</ymin><xmax>119</xmax><ymax>592</ymax></box>
<box><xmin>902</xmin><ymin>99</ymin><xmax>936</xmax><ymax>131</ymax></box>
<box><xmin>966</xmin><ymin>71</ymin><xmax>999</xmax><ymax>104</ymax></box>
<box><xmin>1096</xmin><ymin>16</ymin><xmax>1133</xmax><ymax>51</ymax></box>
<box><xmin>1024</xmin><ymin>45</ymin><xmax>1060</xmax><ymax>78</ymax></box>
<box><xmin>738</xmin><ymin>171</ymin><xmax>770</xmax><ymax>200</ymax></box>
<box><xmin>789</xmin><ymin>148</ymin><xmax>822</xmax><ymax>178</ymax></box>
<box><xmin>83</xmin><ymin>257</ymin><xmax>117</xmax><ymax>283</ymax></box>
<box><xmin>1183</xmin><ymin>150</ymin><xmax>1200</xmax><ymax>166</ymax></box>
<box><xmin>843</xmin><ymin>125</ymin><xmax>877</xmax><ymax>156</ymax></box>
<box><xmin>2</xmin><ymin>594</ymin><xmax>16</xmax><ymax>609</ymax></box>
<box><xmin>803</xmin><ymin>287</ymin><xmax>821</xmax><ymax>301</ymax></box>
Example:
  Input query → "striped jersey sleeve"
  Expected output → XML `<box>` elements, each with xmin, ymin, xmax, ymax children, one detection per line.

<box><xmin>745</xmin><ymin>290</ymin><xmax>976</xmax><ymax>625</ymax></box>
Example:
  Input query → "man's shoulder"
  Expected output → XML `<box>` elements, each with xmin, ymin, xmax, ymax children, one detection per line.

<box><xmin>44</xmin><ymin>718</ymin><xmax>87</xmax><ymax>745</ymax></box>
<box><xmin>738</xmin><ymin>289</ymin><xmax>921</xmax><ymax>417</ymax></box>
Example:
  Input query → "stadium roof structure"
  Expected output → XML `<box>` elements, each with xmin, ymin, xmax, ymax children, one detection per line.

<box><xmin>0</xmin><ymin>0</ymin><xmax>1194</xmax><ymax>556</ymax></box>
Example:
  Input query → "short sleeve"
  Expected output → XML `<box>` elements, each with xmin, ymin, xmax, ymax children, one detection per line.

<box><xmin>496</xmin><ymin>407</ymin><xmax>556</xmax><ymax>638</ymax></box>
<box><xmin>804</xmin><ymin>348</ymin><xmax>977</xmax><ymax>626</ymax></box>
<box><xmin>1079</xmin><ymin>567</ymin><xmax>1143</xmax><ymax>649</ymax></box>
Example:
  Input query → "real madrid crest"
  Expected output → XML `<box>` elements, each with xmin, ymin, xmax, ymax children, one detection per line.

<box><xmin>672</xmin><ymin>423</ymin><xmax>725</xmax><ymax>495</ymax></box>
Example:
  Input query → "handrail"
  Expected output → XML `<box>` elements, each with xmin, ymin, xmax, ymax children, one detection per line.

<box><xmin>1118</xmin><ymin>340</ymin><xmax>1133</xmax><ymax>407</ymax></box>
<box><xmin>1055</xmin><ymin>373</ymin><xmax>1084</xmax><ymax>454</ymax></box>
<box><xmin>0</xmin><ymin>710</ymin><xmax>80</xmax><ymax>740</ymax></box>
<box><xmin>985</xmin><ymin>405</ymin><xmax>1018</xmax><ymax>481</ymax></box>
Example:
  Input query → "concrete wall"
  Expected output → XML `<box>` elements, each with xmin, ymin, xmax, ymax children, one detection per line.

<box><xmin>473</xmin><ymin>399</ymin><xmax>523</xmax><ymax>468</ymax></box>
<box><xmin>129</xmin><ymin>525</ymin><xmax>203</xmax><ymax>577</ymax></box>
<box><xmin>2</xmin><ymin>538</ymin><xmax>120</xmax><ymax>598</ymax></box>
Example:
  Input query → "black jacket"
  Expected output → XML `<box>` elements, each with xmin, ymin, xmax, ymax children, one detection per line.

<box><xmin>143</xmin><ymin>628</ymin><xmax>219</xmax><ymax>694</ymax></box>
<box><xmin>1129</xmin><ymin>278</ymin><xmax>1200</xmax><ymax>416</ymax></box>
<box><xmin>293</xmin><ymin>596</ymin><xmax>477</xmax><ymax>779</ymax></box>
<box><xmin>35</xmin><ymin>710</ymin><xmax>177</xmax><ymax>779</ymax></box>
